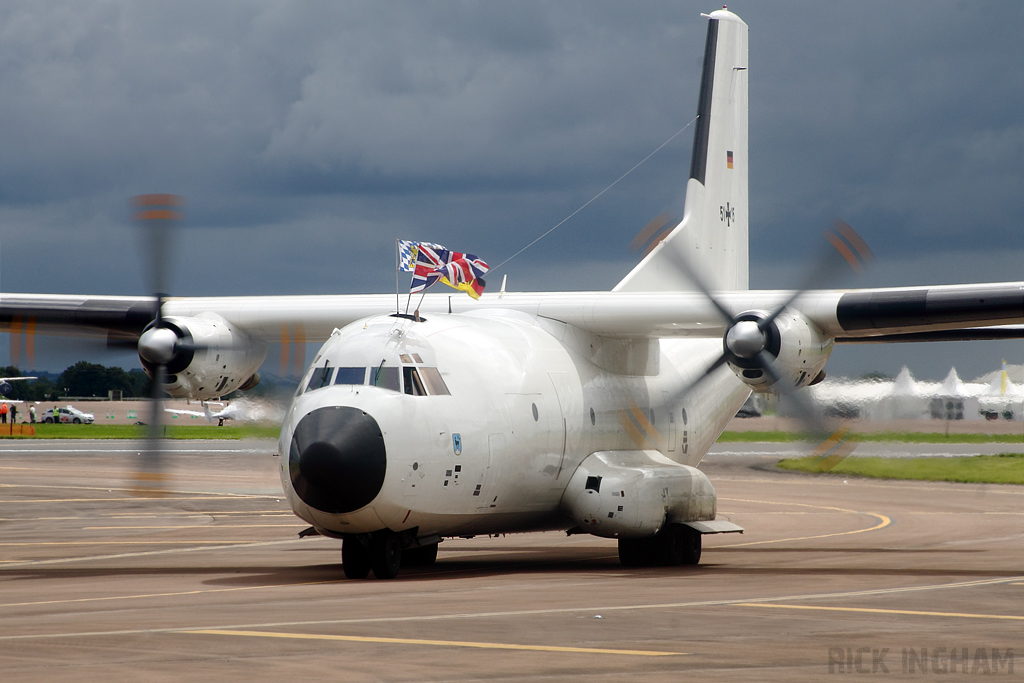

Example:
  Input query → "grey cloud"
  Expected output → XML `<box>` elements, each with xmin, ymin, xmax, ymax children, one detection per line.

<box><xmin>0</xmin><ymin>1</ymin><xmax>1021</xmax><ymax>376</ymax></box>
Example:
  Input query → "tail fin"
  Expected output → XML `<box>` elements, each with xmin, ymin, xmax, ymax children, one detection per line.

<box><xmin>615</xmin><ymin>8</ymin><xmax>748</xmax><ymax>293</ymax></box>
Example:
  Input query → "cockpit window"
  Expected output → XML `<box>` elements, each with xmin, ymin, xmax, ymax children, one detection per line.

<box><xmin>418</xmin><ymin>367</ymin><xmax>450</xmax><ymax>396</ymax></box>
<box><xmin>305</xmin><ymin>366</ymin><xmax>334</xmax><ymax>392</ymax></box>
<box><xmin>371</xmin><ymin>365</ymin><xmax>400</xmax><ymax>392</ymax></box>
<box><xmin>334</xmin><ymin>367</ymin><xmax>367</xmax><ymax>385</ymax></box>
<box><xmin>403</xmin><ymin>367</ymin><xmax>426</xmax><ymax>396</ymax></box>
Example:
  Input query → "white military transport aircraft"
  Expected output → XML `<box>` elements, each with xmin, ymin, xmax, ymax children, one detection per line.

<box><xmin>2</xmin><ymin>8</ymin><xmax>1023</xmax><ymax>579</ymax></box>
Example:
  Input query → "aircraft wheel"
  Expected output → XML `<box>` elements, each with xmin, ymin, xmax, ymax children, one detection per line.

<box><xmin>660</xmin><ymin>524</ymin><xmax>701</xmax><ymax>566</ymax></box>
<box><xmin>403</xmin><ymin>542</ymin><xmax>438</xmax><ymax>567</ymax></box>
<box><xmin>618</xmin><ymin>536</ymin><xmax>657</xmax><ymax>567</ymax></box>
<box><xmin>678</xmin><ymin>526</ymin><xmax>701</xmax><ymax>566</ymax></box>
<box><xmin>341</xmin><ymin>537</ymin><xmax>371</xmax><ymax>579</ymax></box>
<box><xmin>370</xmin><ymin>531</ymin><xmax>402</xmax><ymax>579</ymax></box>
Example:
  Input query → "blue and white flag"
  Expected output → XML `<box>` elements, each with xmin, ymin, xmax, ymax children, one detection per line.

<box><xmin>398</xmin><ymin>239</ymin><xmax>444</xmax><ymax>272</ymax></box>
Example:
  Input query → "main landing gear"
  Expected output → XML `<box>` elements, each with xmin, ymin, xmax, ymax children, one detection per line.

<box><xmin>342</xmin><ymin>530</ymin><xmax>439</xmax><ymax>580</ymax></box>
<box><xmin>617</xmin><ymin>524</ymin><xmax>701</xmax><ymax>567</ymax></box>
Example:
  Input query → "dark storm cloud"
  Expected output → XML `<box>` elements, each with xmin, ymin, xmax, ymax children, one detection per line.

<box><xmin>0</xmin><ymin>1</ymin><xmax>1020</xmax><ymax>378</ymax></box>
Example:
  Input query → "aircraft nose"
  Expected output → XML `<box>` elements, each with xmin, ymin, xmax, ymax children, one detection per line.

<box><xmin>288</xmin><ymin>406</ymin><xmax>387</xmax><ymax>514</ymax></box>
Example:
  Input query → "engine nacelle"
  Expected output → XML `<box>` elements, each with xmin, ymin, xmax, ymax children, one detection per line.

<box><xmin>726</xmin><ymin>309</ymin><xmax>833</xmax><ymax>394</ymax></box>
<box><xmin>560</xmin><ymin>451</ymin><xmax>717</xmax><ymax>539</ymax></box>
<box><xmin>139</xmin><ymin>313</ymin><xmax>268</xmax><ymax>400</ymax></box>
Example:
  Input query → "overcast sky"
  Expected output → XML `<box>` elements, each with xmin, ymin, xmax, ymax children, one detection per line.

<box><xmin>1</xmin><ymin>1</ymin><xmax>1021</xmax><ymax>380</ymax></box>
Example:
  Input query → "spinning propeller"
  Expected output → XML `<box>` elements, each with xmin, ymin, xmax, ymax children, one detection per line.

<box><xmin>131</xmin><ymin>194</ymin><xmax>185</xmax><ymax>494</ymax></box>
<box><xmin>662</xmin><ymin>219</ymin><xmax>874</xmax><ymax>462</ymax></box>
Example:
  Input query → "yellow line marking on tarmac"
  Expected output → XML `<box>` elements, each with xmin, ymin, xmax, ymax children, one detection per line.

<box><xmin>4</xmin><ymin>575</ymin><xmax>1024</xmax><ymax>642</ymax></box>
<box><xmin>0</xmin><ymin>482</ymin><xmax>276</xmax><ymax>499</ymax></box>
<box><xmin>82</xmin><ymin>525</ymin><xmax>301</xmax><ymax>530</ymax></box>
<box><xmin>0</xmin><ymin>512</ymin><xmax>292</xmax><ymax>521</ymax></box>
<box><xmin>186</xmin><ymin>629</ymin><xmax>686</xmax><ymax>656</ymax></box>
<box><xmin>1</xmin><ymin>497</ymin><xmax>274</xmax><ymax>503</ymax></box>
<box><xmin>0</xmin><ymin>540</ymin><xmax>275</xmax><ymax>546</ymax></box>
<box><xmin>0</xmin><ymin>581</ymin><xmax>341</xmax><ymax>609</ymax></box>
<box><xmin>0</xmin><ymin>538</ymin><xmax>308</xmax><ymax>568</ymax></box>
<box><xmin>718</xmin><ymin>497</ymin><xmax>890</xmax><ymax>546</ymax></box>
<box><xmin>735</xmin><ymin>603</ymin><xmax>1024</xmax><ymax>622</ymax></box>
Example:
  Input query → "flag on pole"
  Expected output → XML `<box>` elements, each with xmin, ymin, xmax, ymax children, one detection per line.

<box><xmin>398</xmin><ymin>239</ymin><xmax>444</xmax><ymax>272</ymax></box>
<box><xmin>436</xmin><ymin>256</ymin><xmax>488</xmax><ymax>299</ymax></box>
<box><xmin>407</xmin><ymin>241</ymin><xmax>489</xmax><ymax>299</ymax></box>
<box><xmin>410</xmin><ymin>243</ymin><xmax>446</xmax><ymax>293</ymax></box>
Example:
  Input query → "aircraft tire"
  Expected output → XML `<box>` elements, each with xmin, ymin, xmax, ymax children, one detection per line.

<box><xmin>403</xmin><ymin>542</ymin><xmax>438</xmax><ymax>567</ymax></box>
<box><xmin>341</xmin><ymin>537</ymin><xmax>371</xmax><ymax>579</ymax></box>
<box><xmin>618</xmin><ymin>536</ymin><xmax>657</xmax><ymax>567</ymax></box>
<box><xmin>660</xmin><ymin>524</ymin><xmax>701</xmax><ymax>566</ymax></box>
<box><xmin>370</xmin><ymin>531</ymin><xmax>402</xmax><ymax>579</ymax></box>
<box><xmin>678</xmin><ymin>526</ymin><xmax>701</xmax><ymax>566</ymax></box>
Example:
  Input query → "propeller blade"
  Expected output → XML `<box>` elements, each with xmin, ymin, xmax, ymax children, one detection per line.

<box><xmin>673</xmin><ymin>352</ymin><xmax>731</xmax><ymax>405</ymax></box>
<box><xmin>132</xmin><ymin>362</ymin><xmax>167</xmax><ymax>496</ymax></box>
<box><xmin>653</xmin><ymin>220</ymin><xmax>871</xmax><ymax>465</ymax></box>
<box><xmin>653</xmin><ymin>235</ymin><xmax>735</xmax><ymax>325</ymax></box>
<box><xmin>129</xmin><ymin>194</ymin><xmax>184</xmax><ymax>495</ymax></box>
<box><xmin>758</xmin><ymin>221</ymin><xmax>875</xmax><ymax>333</ymax></box>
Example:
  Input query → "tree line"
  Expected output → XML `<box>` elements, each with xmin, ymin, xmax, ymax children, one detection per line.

<box><xmin>2</xmin><ymin>363</ymin><xmax>151</xmax><ymax>401</ymax></box>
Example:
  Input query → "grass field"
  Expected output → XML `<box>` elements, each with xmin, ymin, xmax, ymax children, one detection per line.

<box><xmin>3</xmin><ymin>424</ymin><xmax>1020</xmax><ymax>443</ymax></box>
<box><xmin>719</xmin><ymin>430</ymin><xmax>1024</xmax><ymax>444</ymax></box>
<box><xmin>0</xmin><ymin>424</ymin><xmax>281</xmax><ymax>440</ymax></box>
<box><xmin>777</xmin><ymin>453</ymin><xmax>1024</xmax><ymax>485</ymax></box>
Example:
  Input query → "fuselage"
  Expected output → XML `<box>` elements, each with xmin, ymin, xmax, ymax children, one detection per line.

<box><xmin>278</xmin><ymin>309</ymin><xmax>750</xmax><ymax>539</ymax></box>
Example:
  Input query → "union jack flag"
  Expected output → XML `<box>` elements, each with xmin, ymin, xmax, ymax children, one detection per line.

<box><xmin>410</xmin><ymin>243</ymin><xmax>447</xmax><ymax>294</ymax></box>
<box><xmin>409</xmin><ymin>242</ymin><xmax>489</xmax><ymax>299</ymax></box>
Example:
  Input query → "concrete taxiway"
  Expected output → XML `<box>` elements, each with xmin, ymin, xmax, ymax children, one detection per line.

<box><xmin>1</xmin><ymin>439</ymin><xmax>1021</xmax><ymax>681</ymax></box>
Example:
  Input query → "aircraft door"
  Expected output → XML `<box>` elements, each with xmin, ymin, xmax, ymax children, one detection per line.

<box><xmin>505</xmin><ymin>392</ymin><xmax>556</xmax><ymax>482</ymax></box>
<box><xmin>547</xmin><ymin>372</ymin><xmax>572</xmax><ymax>485</ymax></box>
<box><xmin>663</xmin><ymin>391</ymin><xmax>677</xmax><ymax>453</ymax></box>
<box><xmin>475</xmin><ymin>433</ymin><xmax>506</xmax><ymax>510</ymax></box>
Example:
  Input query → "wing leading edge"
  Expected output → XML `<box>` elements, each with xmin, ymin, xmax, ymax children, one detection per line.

<box><xmin>2</xmin><ymin>281</ymin><xmax>1021</xmax><ymax>347</ymax></box>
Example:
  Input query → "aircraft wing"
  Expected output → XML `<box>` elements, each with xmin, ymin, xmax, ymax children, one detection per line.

<box><xmin>1</xmin><ymin>281</ymin><xmax>1022</xmax><ymax>345</ymax></box>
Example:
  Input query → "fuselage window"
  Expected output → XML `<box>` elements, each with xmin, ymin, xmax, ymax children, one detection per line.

<box><xmin>334</xmin><ymin>367</ymin><xmax>367</xmax><ymax>385</ymax></box>
<box><xmin>403</xmin><ymin>367</ymin><xmax>427</xmax><ymax>396</ymax></box>
<box><xmin>418</xmin><ymin>367</ymin><xmax>450</xmax><ymax>396</ymax></box>
<box><xmin>305</xmin><ymin>366</ymin><xmax>334</xmax><ymax>392</ymax></box>
<box><xmin>371</xmin><ymin>366</ymin><xmax>401</xmax><ymax>392</ymax></box>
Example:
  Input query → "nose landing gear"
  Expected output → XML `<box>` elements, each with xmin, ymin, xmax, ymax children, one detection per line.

<box><xmin>369</xmin><ymin>531</ymin><xmax>402</xmax><ymax>580</ymax></box>
<box><xmin>342</xmin><ymin>530</ymin><xmax>439</xmax><ymax>579</ymax></box>
<box><xmin>341</xmin><ymin>537</ymin><xmax>371</xmax><ymax>579</ymax></box>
